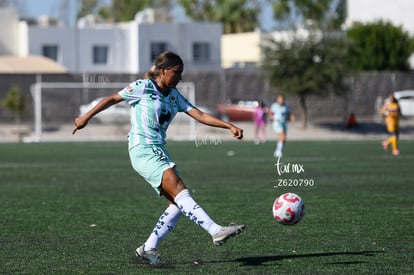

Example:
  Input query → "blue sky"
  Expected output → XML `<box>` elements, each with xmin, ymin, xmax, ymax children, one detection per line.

<box><xmin>16</xmin><ymin>0</ymin><xmax>109</xmax><ymax>26</ymax></box>
<box><xmin>12</xmin><ymin>0</ymin><xmax>276</xmax><ymax>30</ymax></box>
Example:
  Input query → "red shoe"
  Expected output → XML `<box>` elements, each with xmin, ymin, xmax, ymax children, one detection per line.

<box><xmin>392</xmin><ymin>149</ymin><xmax>400</xmax><ymax>156</ymax></box>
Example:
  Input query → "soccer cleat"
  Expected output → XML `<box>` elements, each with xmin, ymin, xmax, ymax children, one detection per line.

<box><xmin>212</xmin><ymin>224</ymin><xmax>246</xmax><ymax>246</ymax></box>
<box><xmin>392</xmin><ymin>149</ymin><xmax>400</xmax><ymax>156</ymax></box>
<box><xmin>382</xmin><ymin>140</ymin><xmax>388</xmax><ymax>151</ymax></box>
<box><xmin>135</xmin><ymin>244</ymin><xmax>164</xmax><ymax>266</ymax></box>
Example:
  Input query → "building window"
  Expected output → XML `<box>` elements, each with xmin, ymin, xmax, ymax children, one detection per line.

<box><xmin>93</xmin><ymin>45</ymin><xmax>109</xmax><ymax>64</ymax></box>
<box><xmin>150</xmin><ymin>42</ymin><xmax>168</xmax><ymax>62</ymax></box>
<box><xmin>42</xmin><ymin>45</ymin><xmax>59</xmax><ymax>61</ymax></box>
<box><xmin>193</xmin><ymin>42</ymin><xmax>210</xmax><ymax>62</ymax></box>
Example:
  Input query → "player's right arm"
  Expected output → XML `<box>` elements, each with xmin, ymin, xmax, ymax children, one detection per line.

<box><xmin>72</xmin><ymin>93</ymin><xmax>124</xmax><ymax>134</ymax></box>
<box><xmin>380</xmin><ymin>103</ymin><xmax>386</xmax><ymax>116</ymax></box>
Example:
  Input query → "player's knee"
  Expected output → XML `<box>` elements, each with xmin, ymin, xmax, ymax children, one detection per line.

<box><xmin>162</xmin><ymin>169</ymin><xmax>186</xmax><ymax>196</ymax></box>
<box><xmin>173</xmin><ymin>177</ymin><xmax>186</xmax><ymax>191</ymax></box>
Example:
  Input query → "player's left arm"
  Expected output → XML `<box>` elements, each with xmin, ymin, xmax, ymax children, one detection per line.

<box><xmin>187</xmin><ymin>108</ymin><xmax>243</xmax><ymax>139</ymax></box>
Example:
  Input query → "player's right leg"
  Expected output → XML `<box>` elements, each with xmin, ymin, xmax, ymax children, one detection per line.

<box><xmin>212</xmin><ymin>224</ymin><xmax>246</xmax><ymax>245</ymax></box>
<box><xmin>136</xmin><ymin>202</ymin><xmax>181</xmax><ymax>266</ymax></box>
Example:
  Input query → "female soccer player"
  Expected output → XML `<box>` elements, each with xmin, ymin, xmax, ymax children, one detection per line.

<box><xmin>72</xmin><ymin>51</ymin><xmax>245</xmax><ymax>266</ymax></box>
<box><xmin>381</xmin><ymin>93</ymin><xmax>401</xmax><ymax>156</ymax></box>
<box><xmin>253</xmin><ymin>100</ymin><xmax>268</xmax><ymax>144</ymax></box>
<box><xmin>270</xmin><ymin>94</ymin><xmax>294</xmax><ymax>158</ymax></box>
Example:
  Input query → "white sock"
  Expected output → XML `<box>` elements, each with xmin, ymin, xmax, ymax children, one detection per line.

<box><xmin>174</xmin><ymin>189</ymin><xmax>221</xmax><ymax>236</ymax></box>
<box><xmin>276</xmin><ymin>141</ymin><xmax>284</xmax><ymax>153</ymax></box>
<box><xmin>144</xmin><ymin>204</ymin><xmax>181</xmax><ymax>251</ymax></box>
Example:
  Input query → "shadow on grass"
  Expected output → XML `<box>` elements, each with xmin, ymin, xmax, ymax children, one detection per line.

<box><xmin>131</xmin><ymin>250</ymin><xmax>384</xmax><ymax>268</ymax></box>
<box><xmin>131</xmin><ymin>255</ymin><xmax>176</xmax><ymax>270</ymax></box>
<box><xmin>327</xmin><ymin>261</ymin><xmax>367</xmax><ymax>265</ymax></box>
<box><xmin>317</xmin><ymin>121</ymin><xmax>414</xmax><ymax>136</ymax></box>
<box><xmin>235</xmin><ymin>251</ymin><xmax>384</xmax><ymax>266</ymax></box>
<box><xmin>317</xmin><ymin>121</ymin><xmax>386</xmax><ymax>135</ymax></box>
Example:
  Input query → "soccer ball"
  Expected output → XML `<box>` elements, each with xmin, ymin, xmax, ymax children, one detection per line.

<box><xmin>272</xmin><ymin>193</ymin><xmax>305</xmax><ymax>225</ymax></box>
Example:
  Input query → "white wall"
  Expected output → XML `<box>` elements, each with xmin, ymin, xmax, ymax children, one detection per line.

<box><xmin>0</xmin><ymin>9</ymin><xmax>22</xmax><ymax>55</ymax></box>
<box><xmin>17</xmin><ymin>22</ymin><xmax>28</xmax><ymax>56</ymax></box>
<box><xmin>78</xmin><ymin>25</ymin><xmax>133</xmax><ymax>73</ymax></box>
<box><xmin>28</xmin><ymin>27</ymin><xmax>77</xmax><ymax>70</ymax></box>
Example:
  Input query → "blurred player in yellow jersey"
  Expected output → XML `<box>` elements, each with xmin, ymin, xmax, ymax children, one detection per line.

<box><xmin>381</xmin><ymin>93</ymin><xmax>401</xmax><ymax>156</ymax></box>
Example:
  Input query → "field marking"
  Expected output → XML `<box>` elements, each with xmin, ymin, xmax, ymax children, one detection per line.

<box><xmin>0</xmin><ymin>163</ymin><xmax>62</xmax><ymax>169</ymax></box>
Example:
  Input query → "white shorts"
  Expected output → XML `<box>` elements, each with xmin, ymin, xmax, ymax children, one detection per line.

<box><xmin>273</xmin><ymin>122</ymin><xmax>287</xmax><ymax>133</ymax></box>
<box><xmin>129</xmin><ymin>144</ymin><xmax>178</xmax><ymax>195</ymax></box>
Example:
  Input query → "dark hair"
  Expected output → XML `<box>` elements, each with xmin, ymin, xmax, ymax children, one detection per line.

<box><xmin>259</xmin><ymin>100</ymin><xmax>266</xmax><ymax>108</ymax></box>
<box><xmin>388</xmin><ymin>93</ymin><xmax>398</xmax><ymax>103</ymax></box>
<box><xmin>145</xmin><ymin>51</ymin><xmax>183</xmax><ymax>79</ymax></box>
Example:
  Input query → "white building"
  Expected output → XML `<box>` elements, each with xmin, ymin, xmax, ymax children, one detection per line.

<box><xmin>28</xmin><ymin>13</ymin><xmax>222</xmax><ymax>74</ymax></box>
<box><xmin>0</xmin><ymin>8</ymin><xmax>27</xmax><ymax>56</ymax></box>
<box><xmin>221</xmin><ymin>28</ymin><xmax>311</xmax><ymax>69</ymax></box>
<box><xmin>0</xmin><ymin>7</ymin><xmax>222</xmax><ymax>74</ymax></box>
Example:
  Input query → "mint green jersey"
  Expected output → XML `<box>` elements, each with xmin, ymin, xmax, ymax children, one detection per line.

<box><xmin>119</xmin><ymin>79</ymin><xmax>194</xmax><ymax>148</ymax></box>
<box><xmin>270</xmin><ymin>103</ymin><xmax>291</xmax><ymax>133</ymax></box>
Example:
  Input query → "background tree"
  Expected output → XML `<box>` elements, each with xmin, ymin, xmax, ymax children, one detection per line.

<box><xmin>112</xmin><ymin>0</ymin><xmax>150</xmax><ymax>21</ymax></box>
<box><xmin>77</xmin><ymin>0</ymin><xmax>98</xmax><ymax>19</ymax></box>
<box><xmin>271</xmin><ymin>0</ymin><xmax>346</xmax><ymax>30</ymax></box>
<box><xmin>77</xmin><ymin>0</ymin><xmax>148</xmax><ymax>22</ymax></box>
<box><xmin>1</xmin><ymin>85</ymin><xmax>25</xmax><ymax>125</ymax></box>
<box><xmin>96</xmin><ymin>5</ymin><xmax>112</xmax><ymax>20</ymax></box>
<box><xmin>78</xmin><ymin>0</ymin><xmax>175</xmax><ymax>22</ymax></box>
<box><xmin>264</xmin><ymin>0</ymin><xmax>349</xmax><ymax>128</ymax></box>
<box><xmin>261</xmin><ymin>32</ymin><xmax>350</xmax><ymax>128</ymax></box>
<box><xmin>178</xmin><ymin>0</ymin><xmax>260</xmax><ymax>33</ymax></box>
<box><xmin>347</xmin><ymin>20</ymin><xmax>414</xmax><ymax>71</ymax></box>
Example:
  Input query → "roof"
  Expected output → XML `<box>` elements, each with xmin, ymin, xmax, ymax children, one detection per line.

<box><xmin>0</xmin><ymin>55</ymin><xmax>67</xmax><ymax>74</ymax></box>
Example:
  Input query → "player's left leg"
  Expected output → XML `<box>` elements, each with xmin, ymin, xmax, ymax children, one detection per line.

<box><xmin>390</xmin><ymin>132</ymin><xmax>399</xmax><ymax>155</ymax></box>
<box><xmin>260</xmin><ymin>124</ymin><xmax>266</xmax><ymax>143</ymax></box>
<box><xmin>162</xmin><ymin>169</ymin><xmax>221</xmax><ymax>235</ymax></box>
<box><xmin>275</xmin><ymin>131</ymin><xmax>286</xmax><ymax>158</ymax></box>
<box><xmin>382</xmin><ymin>139</ymin><xmax>389</xmax><ymax>151</ymax></box>
<box><xmin>254</xmin><ymin>125</ymin><xmax>260</xmax><ymax>144</ymax></box>
<box><xmin>162</xmin><ymin>168</ymin><xmax>245</xmax><ymax>245</ymax></box>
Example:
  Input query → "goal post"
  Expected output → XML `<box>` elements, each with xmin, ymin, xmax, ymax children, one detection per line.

<box><xmin>28</xmin><ymin>81</ymin><xmax>196</xmax><ymax>142</ymax></box>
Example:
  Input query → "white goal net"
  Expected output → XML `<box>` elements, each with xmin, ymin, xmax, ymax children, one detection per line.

<box><xmin>28</xmin><ymin>81</ymin><xmax>196</xmax><ymax>142</ymax></box>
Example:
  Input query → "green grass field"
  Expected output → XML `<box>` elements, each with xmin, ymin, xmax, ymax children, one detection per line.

<box><xmin>1</xmin><ymin>140</ymin><xmax>413</xmax><ymax>274</ymax></box>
